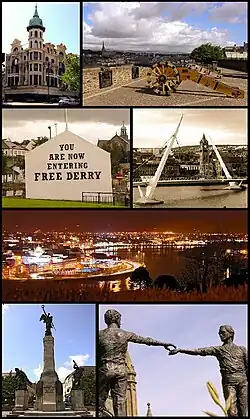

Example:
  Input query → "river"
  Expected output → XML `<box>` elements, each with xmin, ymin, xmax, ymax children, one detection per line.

<box><xmin>95</xmin><ymin>244</ymin><xmax>247</xmax><ymax>291</ymax></box>
<box><xmin>133</xmin><ymin>185</ymin><xmax>247</xmax><ymax>208</ymax></box>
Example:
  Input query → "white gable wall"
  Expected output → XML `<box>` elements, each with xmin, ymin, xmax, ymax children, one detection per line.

<box><xmin>25</xmin><ymin>130</ymin><xmax>112</xmax><ymax>201</ymax></box>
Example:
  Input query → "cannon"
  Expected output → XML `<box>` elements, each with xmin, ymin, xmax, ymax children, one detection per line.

<box><xmin>146</xmin><ymin>61</ymin><xmax>244</xmax><ymax>98</ymax></box>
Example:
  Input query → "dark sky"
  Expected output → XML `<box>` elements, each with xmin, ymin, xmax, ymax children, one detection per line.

<box><xmin>2</xmin><ymin>210</ymin><xmax>248</xmax><ymax>233</ymax></box>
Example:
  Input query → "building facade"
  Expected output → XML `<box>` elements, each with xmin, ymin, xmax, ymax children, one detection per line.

<box><xmin>4</xmin><ymin>4</ymin><xmax>77</xmax><ymax>102</ymax></box>
<box><xmin>97</xmin><ymin>122</ymin><xmax>130</xmax><ymax>153</ymax></box>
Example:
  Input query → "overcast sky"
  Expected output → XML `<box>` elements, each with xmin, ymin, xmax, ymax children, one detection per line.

<box><xmin>99</xmin><ymin>304</ymin><xmax>247</xmax><ymax>417</ymax></box>
<box><xmin>2</xmin><ymin>109</ymin><xmax>130</xmax><ymax>144</ymax></box>
<box><xmin>133</xmin><ymin>108</ymin><xmax>247</xmax><ymax>148</ymax></box>
<box><xmin>83</xmin><ymin>2</ymin><xmax>247</xmax><ymax>52</ymax></box>
<box><xmin>2</xmin><ymin>2</ymin><xmax>79</xmax><ymax>55</ymax></box>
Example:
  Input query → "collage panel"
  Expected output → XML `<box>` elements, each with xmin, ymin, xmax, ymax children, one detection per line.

<box><xmin>2</xmin><ymin>108</ymin><xmax>130</xmax><ymax>208</ymax></box>
<box><xmin>2</xmin><ymin>2</ymin><xmax>80</xmax><ymax>106</ymax></box>
<box><xmin>132</xmin><ymin>108</ymin><xmax>247</xmax><ymax>208</ymax></box>
<box><xmin>97</xmin><ymin>303</ymin><xmax>248</xmax><ymax>417</ymax></box>
<box><xmin>2</xmin><ymin>303</ymin><xmax>96</xmax><ymax>416</ymax></box>
<box><xmin>83</xmin><ymin>2</ymin><xmax>247</xmax><ymax>107</ymax></box>
<box><xmin>2</xmin><ymin>209</ymin><xmax>248</xmax><ymax>303</ymax></box>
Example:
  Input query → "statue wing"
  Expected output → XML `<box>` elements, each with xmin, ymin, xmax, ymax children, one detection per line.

<box><xmin>40</xmin><ymin>314</ymin><xmax>46</xmax><ymax>322</ymax></box>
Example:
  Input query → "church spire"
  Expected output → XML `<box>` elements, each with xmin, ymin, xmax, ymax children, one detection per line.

<box><xmin>120</xmin><ymin>122</ymin><xmax>128</xmax><ymax>142</ymax></box>
<box><xmin>146</xmin><ymin>402</ymin><xmax>152</xmax><ymax>416</ymax></box>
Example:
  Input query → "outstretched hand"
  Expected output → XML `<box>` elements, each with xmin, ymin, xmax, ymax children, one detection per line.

<box><xmin>163</xmin><ymin>343</ymin><xmax>177</xmax><ymax>351</ymax></box>
<box><xmin>168</xmin><ymin>349</ymin><xmax>179</xmax><ymax>355</ymax></box>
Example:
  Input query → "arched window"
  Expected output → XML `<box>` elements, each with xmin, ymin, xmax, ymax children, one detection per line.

<box><xmin>13</xmin><ymin>47</ymin><xmax>18</xmax><ymax>52</ymax></box>
<box><xmin>35</xmin><ymin>30</ymin><xmax>38</xmax><ymax>37</ymax></box>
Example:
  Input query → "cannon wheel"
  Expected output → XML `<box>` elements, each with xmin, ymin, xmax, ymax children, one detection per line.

<box><xmin>146</xmin><ymin>61</ymin><xmax>181</xmax><ymax>96</ymax></box>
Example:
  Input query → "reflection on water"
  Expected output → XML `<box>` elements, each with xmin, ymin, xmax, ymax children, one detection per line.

<box><xmin>95</xmin><ymin>245</ymin><xmax>247</xmax><ymax>292</ymax></box>
<box><xmin>133</xmin><ymin>186</ymin><xmax>248</xmax><ymax>208</ymax></box>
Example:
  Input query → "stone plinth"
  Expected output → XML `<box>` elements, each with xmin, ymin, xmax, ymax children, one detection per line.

<box><xmin>36</xmin><ymin>336</ymin><xmax>64</xmax><ymax>412</ymax></box>
<box><xmin>71</xmin><ymin>390</ymin><xmax>85</xmax><ymax>411</ymax></box>
<box><xmin>13</xmin><ymin>389</ymin><xmax>29</xmax><ymax>411</ymax></box>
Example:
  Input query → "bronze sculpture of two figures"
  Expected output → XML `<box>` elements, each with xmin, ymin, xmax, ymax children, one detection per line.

<box><xmin>98</xmin><ymin>309</ymin><xmax>248</xmax><ymax>417</ymax></box>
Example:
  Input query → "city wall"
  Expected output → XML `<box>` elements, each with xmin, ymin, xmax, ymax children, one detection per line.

<box><xmin>218</xmin><ymin>59</ymin><xmax>248</xmax><ymax>73</ymax></box>
<box><xmin>83</xmin><ymin>65</ymin><xmax>149</xmax><ymax>95</ymax></box>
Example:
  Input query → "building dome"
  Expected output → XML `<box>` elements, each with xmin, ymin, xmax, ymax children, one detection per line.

<box><xmin>27</xmin><ymin>4</ymin><xmax>45</xmax><ymax>31</ymax></box>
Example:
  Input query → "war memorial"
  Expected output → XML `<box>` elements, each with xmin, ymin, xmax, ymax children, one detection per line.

<box><xmin>8</xmin><ymin>306</ymin><xmax>93</xmax><ymax>417</ymax></box>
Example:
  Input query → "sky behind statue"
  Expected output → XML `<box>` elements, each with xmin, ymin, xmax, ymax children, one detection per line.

<box><xmin>2</xmin><ymin>304</ymin><xmax>96</xmax><ymax>383</ymax></box>
<box><xmin>99</xmin><ymin>304</ymin><xmax>247</xmax><ymax>416</ymax></box>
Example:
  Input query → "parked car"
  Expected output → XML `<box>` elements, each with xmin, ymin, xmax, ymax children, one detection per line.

<box><xmin>58</xmin><ymin>97</ymin><xmax>79</xmax><ymax>106</ymax></box>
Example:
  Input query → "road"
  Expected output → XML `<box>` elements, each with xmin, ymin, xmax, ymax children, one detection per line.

<box><xmin>2</xmin><ymin>102</ymin><xmax>59</xmax><ymax>106</ymax></box>
<box><xmin>84</xmin><ymin>68</ymin><xmax>247</xmax><ymax>107</ymax></box>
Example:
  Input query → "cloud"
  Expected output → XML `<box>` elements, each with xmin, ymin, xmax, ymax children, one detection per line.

<box><xmin>33</xmin><ymin>364</ymin><xmax>43</xmax><ymax>379</ymax></box>
<box><xmin>2</xmin><ymin>109</ymin><xmax>130</xmax><ymax>144</ymax></box>
<box><xmin>209</xmin><ymin>2</ymin><xmax>247</xmax><ymax>24</ymax></box>
<box><xmin>133</xmin><ymin>109</ymin><xmax>247</xmax><ymax>148</ymax></box>
<box><xmin>2</xmin><ymin>304</ymin><xmax>10</xmax><ymax>315</ymax></box>
<box><xmin>83</xmin><ymin>2</ymin><xmax>244</xmax><ymax>52</ymax></box>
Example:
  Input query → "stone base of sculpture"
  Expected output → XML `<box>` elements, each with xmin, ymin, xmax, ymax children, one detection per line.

<box><xmin>71</xmin><ymin>390</ymin><xmax>86</xmax><ymax>411</ymax></box>
<box><xmin>36</xmin><ymin>373</ymin><xmax>64</xmax><ymax>412</ymax></box>
<box><xmin>13</xmin><ymin>389</ymin><xmax>29</xmax><ymax>412</ymax></box>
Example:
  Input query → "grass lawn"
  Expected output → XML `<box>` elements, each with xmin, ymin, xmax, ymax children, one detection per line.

<box><xmin>2</xmin><ymin>197</ymin><xmax>125</xmax><ymax>208</ymax></box>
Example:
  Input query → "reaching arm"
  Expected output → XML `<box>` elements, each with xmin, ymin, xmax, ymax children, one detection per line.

<box><xmin>170</xmin><ymin>346</ymin><xmax>218</xmax><ymax>356</ymax></box>
<box><xmin>128</xmin><ymin>332</ymin><xmax>176</xmax><ymax>349</ymax></box>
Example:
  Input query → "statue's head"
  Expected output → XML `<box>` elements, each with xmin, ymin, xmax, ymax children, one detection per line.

<box><xmin>15</xmin><ymin>368</ymin><xmax>20</xmax><ymax>372</ymax></box>
<box><xmin>104</xmin><ymin>309</ymin><xmax>121</xmax><ymax>327</ymax></box>
<box><xmin>219</xmin><ymin>325</ymin><xmax>235</xmax><ymax>342</ymax></box>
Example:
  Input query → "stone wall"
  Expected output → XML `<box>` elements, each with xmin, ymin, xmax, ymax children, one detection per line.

<box><xmin>83</xmin><ymin>65</ymin><xmax>149</xmax><ymax>95</ymax></box>
<box><xmin>218</xmin><ymin>59</ymin><xmax>248</xmax><ymax>73</ymax></box>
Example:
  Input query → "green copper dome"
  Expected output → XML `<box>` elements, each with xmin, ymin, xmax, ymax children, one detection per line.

<box><xmin>27</xmin><ymin>4</ymin><xmax>45</xmax><ymax>31</ymax></box>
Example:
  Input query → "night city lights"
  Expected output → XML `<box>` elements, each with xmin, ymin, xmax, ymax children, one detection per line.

<box><xmin>2</xmin><ymin>209</ymin><xmax>248</xmax><ymax>302</ymax></box>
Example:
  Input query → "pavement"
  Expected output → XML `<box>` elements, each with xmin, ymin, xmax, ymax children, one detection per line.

<box><xmin>84</xmin><ymin>68</ymin><xmax>247</xmax><ymax>107</ymax></box>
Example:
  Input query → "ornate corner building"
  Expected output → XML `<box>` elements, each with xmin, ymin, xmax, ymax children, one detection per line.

<box><xmin>3</xmin><ymin>4</ymin><xmax>78</xmax><ymax>102</ymax></box>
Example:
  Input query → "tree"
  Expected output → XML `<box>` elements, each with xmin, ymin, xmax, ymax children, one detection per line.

<box><xmin>61</xmin><ymin>54</ymin><xmax>80</xmax><ymax>92</ymax></box>
<box><xmin>2</xmin><ymin>152</ymin><xmax>9</xmax><ymax>174</ymax></box>
<box><xmin>129</xmin><ymin>267</ymin><xmax>153</xmax><ymax>289</ymax></box>
<box><xmin>154</xmin><ymin>275</ymin><xmax>179</xmax><ymax>290</ymax></box>
<box><xmin>2</xmin><ymin>374</ymin><xmax>19</xmax><ymax>408</ymax></box>
<box><xmin>190</xmin><ymin>43</ymin><xmax>226</xmax><ymax>64</ymax></box>
<box><xmin>13</xmin><ymin>155</ymin><xmax>25</xmax><ymax>170</ymax></box>
<box><xmin>31</xmin><ymin>136</ymin><xmax>49</xmax><ymax>149</ymax></box>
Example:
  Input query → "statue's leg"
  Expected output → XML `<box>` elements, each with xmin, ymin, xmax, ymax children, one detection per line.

<box><xmin>223</xmin><ymin>383</ymin><xmax>237</xmax><ymax>416</ymax></box>
<box><xmin>237</xmin><ymin>380</ymin><xmax>248</xmax><ymax>416</ymax></box>
<box><xmin>111</xmin><ymin>375</ymin><xmax>127</xmax><ymax>417</ymax></box>
<box><xmin>99</xmin><ymin>370</ymin><xmax>110</xmax><ymax>416</ymax></box>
